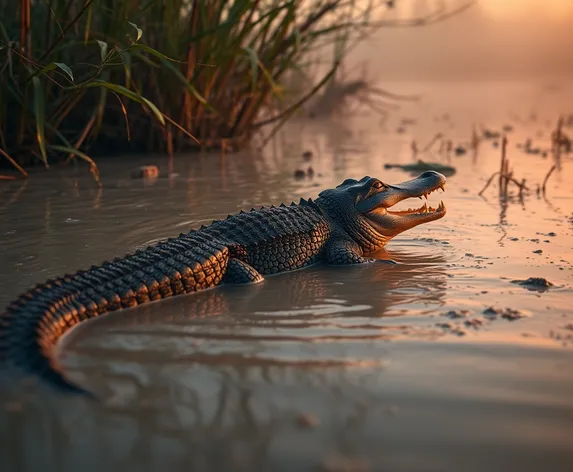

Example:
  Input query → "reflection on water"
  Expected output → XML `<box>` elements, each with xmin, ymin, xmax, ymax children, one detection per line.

<box><xmin>59</xmin><ymin>256</ymin><xmax>448</xmax><ymax>397</ymax></box>
<box><xmin>1</xmin><ymin>81</ymin><xmax>573</xmax><ymax>471</ymax></box>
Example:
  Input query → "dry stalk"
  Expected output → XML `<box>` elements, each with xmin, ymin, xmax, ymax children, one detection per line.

<box><xmin>518</xmin><ymin>178</ymin><xmax>526</xmax><ymax>198</ymax></box>
<box><xmin>422</xmin><ymin>132</ymin><xmax>443</xmax><ymax>152</ymax></box>
<box><xmin>498</xmin><ymin>135</ymin><xmax>507</xmax><ymax>194</ymax></box>
<box><xmin>479</xmin><ymin>136</ymin><xmax>528</xmax><ymax>197</ymax></box>
<box><xmin>478</xmin><ymin>171</ymin><xmax>500</xmax><ymax>196</ymax></box>
<box><xmin>0</xmin><ymin>147</ymin><xmax>28</xmax><ymax>178</ymax></box>
<box><xmin>542</xmin><ymin>165</ymin><xmax>556</xmax><ymax>195</ymax></box>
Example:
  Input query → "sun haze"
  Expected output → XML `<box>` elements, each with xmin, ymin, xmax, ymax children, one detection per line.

<box><xmin>480</xmin><ymin>0</ymin><xmax>573</xmax><ymax>22</ymax></box>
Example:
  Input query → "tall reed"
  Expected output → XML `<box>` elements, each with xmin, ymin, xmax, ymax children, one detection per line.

<box><xmin>0</xmin><ymin>0</ymin><xmax>387</xmax><ymax>181</ymax></box>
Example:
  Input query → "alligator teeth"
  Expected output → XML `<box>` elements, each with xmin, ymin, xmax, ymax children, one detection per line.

<box><xmin>429</xmin><ymin>206</ymin><xmax>435</xmax><ymax>212</ymax></box>
<box><xmin>421</xmin><ymin>203</ymin><xmax>428</xmax><ymax>213</ymax></box>
<box><xmin>439</xmin><ymin>183</ymin><xmax>446</xmax><ymax>192</ymax></box>
<box><xmin>438</xmin><ymin>200</ymin><xmax>445</xmax><ymax>211</ymax></box>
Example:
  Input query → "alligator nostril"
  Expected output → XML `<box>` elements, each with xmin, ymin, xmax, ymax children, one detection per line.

<box><xmin>420</xmin><ymin>170</ymin><xmax>439</xmax><ymax>178</ymax></box>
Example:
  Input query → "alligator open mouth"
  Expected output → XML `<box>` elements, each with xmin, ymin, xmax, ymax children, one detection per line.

<box><xmin>361</xmin><ymin>171</ymin><xmax>448</xmax><ymax>237</ymax></box>
<box><xmin>386</xmin><ymin>182</ymin><xmax>447</xmax><ymax>217</ymax></box>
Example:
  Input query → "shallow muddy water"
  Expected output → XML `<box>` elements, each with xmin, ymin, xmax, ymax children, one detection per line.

<box><xmin>1</xmin><ymin>81</ymin><xmax>572</xmax><ymax>472</ymax></box>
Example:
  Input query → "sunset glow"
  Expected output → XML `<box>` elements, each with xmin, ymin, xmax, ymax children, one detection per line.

<box><xmin>480</xmin><ymin>0</ymin><xmax>573</xmax><ymax>21</ymax></box>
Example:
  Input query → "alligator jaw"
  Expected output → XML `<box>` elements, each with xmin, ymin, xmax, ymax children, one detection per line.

<box><xmin>384</xmin><ymin>180</ymin><xmax>447</xmax><ymax>220</ymax></box>
<box><xmin>363</xmin><ymin>171</ymin><xmax>447</xmax><ymax>236</ymax></box>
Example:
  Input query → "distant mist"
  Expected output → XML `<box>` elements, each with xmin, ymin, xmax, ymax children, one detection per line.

<box><xmin>350</xmin><ymin>2</ymin><xmax>573</xmax><ymax>81</ymax></box>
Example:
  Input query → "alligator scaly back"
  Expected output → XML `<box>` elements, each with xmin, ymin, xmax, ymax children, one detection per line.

<box><xmin>0</xmin><ymin>173</ymin><xmax>447</xmax><ymax>397</ymax></box>
<box><xmin>0</xmin><ymin>232</ymin><xmax>231</xmax><ymax>395</ymax></box>
<box><xmin>0</xmin><ymin>201</ymin><xmax>332</xmax><ymax>396</ymax></box>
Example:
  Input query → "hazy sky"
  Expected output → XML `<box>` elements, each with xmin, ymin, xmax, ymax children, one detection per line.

<box><xmin>479</xmin><ymin>0</ymin><xmax>573</xmax><ymax>21</ymax></box>
<box><xmin>349</xmin><ymin>0</ymin><xmax>573</xmax><ymax>80</ymax></box>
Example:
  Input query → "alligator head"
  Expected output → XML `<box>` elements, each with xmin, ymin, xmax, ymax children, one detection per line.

<box><xmin>316</xmin><ymin>171</ymin><xmax>447</xmax><ymax>252</ymax></box>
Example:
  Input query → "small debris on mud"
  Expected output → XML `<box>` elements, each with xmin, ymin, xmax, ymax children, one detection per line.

<box><xmin>443</xmin><ymin>309</ymin><xmax>471</xmax><ymax>319</ymax></box>
<box><xmin>294</xmin><ymin>167</ymin><xmax>315</xmax><ymax>179</ymax></box>
<box><xmin>511</xmin><ymin>277</ymin><xmax>554</xmax><ymax>288</ymax></box>
<box><xmin>297</xmin><ymin>412</ymin><xmax>320</xmax><ymax>429</ymax></box>
<box><xmin>521</xmin><ymin>332</ymin><xmax>537</xmax><ymax>338</ymax></box>
<box><xmin>549</xmin><ymin>329</ymin><xmax>573</xmax><ymax>346</ymax></box>
<box><xmin>436</xmin><ymin>322</ymin><xmax>454</xmax><ymax>329</ymax></box>
<box><xmin>302</xmin><ymin>150</ymin><xmax>313</xmax><ymax>161</ymax></box>
<box><xmin>401</xmin><ymin>117</ymin><xmax>417</xmax><ymax>126</ymax></box>
<box><xmin>131</xmin><ymin>165</ymin><xmax>159</xmax><ymax>179</ymax></box>
<box><xmin>436</xmin><ymin>322</ymin><xmax>467</xmax><ymax>336</ymax></box>
<box><xmin>532</xmin><ymin>249</ymin><xmax>543</xmax><ymax>254</ymax></box>
<box><xmin>318</xmin><ymin>455</ymin><xmax>371</xmax><ymax>472</ymax></box>
<box><xmin>501</xmin><ymin>310</ymin><xmax>530</xmax><ymax>321</ymax></box>
<box><xmin>482</xmin><ymin>128</ymin><xmax>501</xmax><ymax>139</ymax></box>
<box><xmin>483</xmin><ymin>307</ymin><xmax>530</xmax><ymax>321</ymax></box>
<box><xmin>483</xmin><ymin>307</ymin><xmax>503</xmax><ymax>317</ymax></box>
<box><xmin>465</xmin><ymin>318</ymin><xmax>486</xmax><ymax>328</ymax></box>
<box><xmin>563</xmin><ymin>324</ymin><xmax>573</xmax><ymax>331</ymax></box>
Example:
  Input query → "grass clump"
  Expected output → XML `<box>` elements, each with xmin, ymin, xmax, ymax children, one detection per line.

<box><xmin>0</xmin><ymin>0</ymin><xmax>390</xmax><ymax>182</ymax></box>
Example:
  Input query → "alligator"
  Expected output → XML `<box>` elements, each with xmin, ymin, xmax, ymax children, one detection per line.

<box><xmin>0</xmin><ymin>171</ymin><xmax>447</xmax><ymax>397</ymax></box>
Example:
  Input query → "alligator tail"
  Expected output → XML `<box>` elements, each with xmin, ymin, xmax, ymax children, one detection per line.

<box><xmin>0</xmin><ymin>232</ymin><xmax>230</xmax><ymax>398</ymax></box>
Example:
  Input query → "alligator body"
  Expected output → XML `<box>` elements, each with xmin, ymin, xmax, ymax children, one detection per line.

<box><xmin>0</xmin><ymin>172</ymin><xmax>447</xmax><ymax>396</ymax></box>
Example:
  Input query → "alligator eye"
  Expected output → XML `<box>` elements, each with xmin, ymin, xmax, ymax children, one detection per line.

<box><xmin>372</xmin><ymin>181</ymin><xmax>385</xmax><ymax>190</ymax></box>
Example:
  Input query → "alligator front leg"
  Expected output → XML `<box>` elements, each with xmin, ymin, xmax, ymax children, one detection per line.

<box><xmin>325</xmin><ymin>239</ymin><xmax>396</xmax><ymax>265</ymax></box>
<box><xmin>223</xmin><ymin>258</ymin><xmax>264</xmax><ymax>284</ymax></box>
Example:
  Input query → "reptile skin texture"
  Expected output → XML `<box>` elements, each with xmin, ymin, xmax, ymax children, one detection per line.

<box><xmin>0</xmin><ymin>173</ymin><xmax>447</xmax><ymax>397</ymax></box>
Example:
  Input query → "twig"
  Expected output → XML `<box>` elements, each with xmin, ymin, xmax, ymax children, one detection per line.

<box><xmin>508</xmin><ymin>176</ymin><xmax>528</xmax><ymax>191</ymax></box>
<box><xmin>0</xmin><ymin>148</ymin><xmax>28</xmax><ymax>178</ymax></box>
<box><xmin>479</xmin><ymin>171</ymin><xmax>529</xmax><ymax>196</ymax></box>
<box><xmin>519</xmin><ymin>178</ymin><xmax>526</xmax><ymax>198</ymax></box>
<box><xmin>504</xmin><ymin>162</ymin><xmax>511</xmax><ymax>195</ymax></box>
<box><xmin>369</xmin><ymin>2</ymin><xmax>475</xmax><ymax>28</ymax></box>
<box><xmin>541</xmin><ymin>165</ymin><xmax>556</xmax><ymax>195</ymax></box>
<box><xmin>67</xmin><ymin>113</ymin><xmax>96</xmax><ymax>162</ymax></box>
<box><xmin>422</xmin><ymin>132</ymin><xmax>443</xmax><ymax>152</ymax></box>
<box><xmin>478</xmin><ymin>171</ymin><xmax>499</xmax><ymax>196</ymax></box>
<box><xmin>39</xmin><ymin>0</ymin><xmax>94</xmax><ymax>62</ymax></box>
<box><xmin>162</xmin><ymin>113</ymin><xmax>200</xmax><ymax>145</ymax></box>
<box><xmin>498</xmin><ymin>135</ymin><xmax>507</xmax><ymax>195</ymax></box>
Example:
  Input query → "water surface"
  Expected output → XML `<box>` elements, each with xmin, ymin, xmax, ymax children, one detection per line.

<box><xmin>1</xmin><ymin>81</ymin><xmax>572</xmax><ymax>472</ymax></box>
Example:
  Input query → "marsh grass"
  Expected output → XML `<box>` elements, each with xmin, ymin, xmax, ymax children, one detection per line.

<box><xmin>0</xmin><ymin>0</ymin><xmax>392</xmax><ymax>182</ymax></box>
<box><xmin>0</xmin><ymin>1</ymin><xmax>473</xmax><ymax>182</ymax></box>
